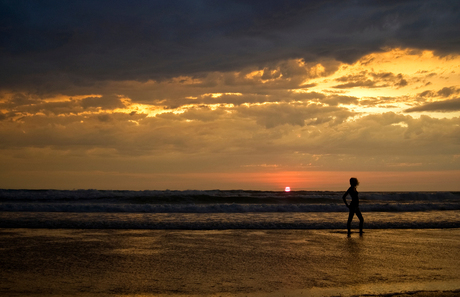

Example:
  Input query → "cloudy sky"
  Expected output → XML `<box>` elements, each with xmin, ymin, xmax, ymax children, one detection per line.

<box><xmin>1</xmin><ymin>0</ymin><xmax>459</xmax><ymax>191</ymax></box>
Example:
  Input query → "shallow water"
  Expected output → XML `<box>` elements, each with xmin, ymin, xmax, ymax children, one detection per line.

<box><xmin>1</xmin><ymin>210</ymin><xmax>459</xmax><ymax>229</ymax></box>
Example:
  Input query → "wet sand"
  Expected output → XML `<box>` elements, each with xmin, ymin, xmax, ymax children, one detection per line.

<box><xmin>0</xmin><ymin>228</ymin><xmax>459</xmax><ymax>296</ymax></box>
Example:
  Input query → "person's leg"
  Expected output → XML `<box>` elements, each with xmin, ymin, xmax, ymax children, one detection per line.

<box><xmin>356</xmin><ymin>208</ymin><xmax>364</xmax><ymax>233</ymax></box>
<box><xmin>347</xmin><ymin>210</ymin><xmax>354</xmax><ymax>234</ymax></box>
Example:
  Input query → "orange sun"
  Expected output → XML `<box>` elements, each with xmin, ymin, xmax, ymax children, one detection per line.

<box><xmin>285</xmin><ymin>186</ymin><xmax>291</xmax><ymax>192</ymax></box>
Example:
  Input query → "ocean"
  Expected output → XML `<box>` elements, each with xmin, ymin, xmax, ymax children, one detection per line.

<box><xmin>1</xmin><ymin>189</ymin><xmax>459</xmax><ymax>229</ymax></box>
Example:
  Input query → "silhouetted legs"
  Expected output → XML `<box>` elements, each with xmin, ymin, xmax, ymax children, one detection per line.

<box><xmin>356</xmin><ymin>209</ymin><xmax>364</xmax><ymax>234</ymax></box>
<box><xmin>347</xmin><ymin>206</ymin><xmax>364</xmax><ymax>235</ymax></box>
<box><xmin>347</xmin><ymin>211</ymin><xmax>353</xmax><ymax>234</ymax></box>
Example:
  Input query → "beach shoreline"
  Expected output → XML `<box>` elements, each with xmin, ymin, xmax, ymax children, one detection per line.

<box><xmin>1</xmin><ymin>228</ymin><xmax>459</xmax><ymax>296</ymax></box>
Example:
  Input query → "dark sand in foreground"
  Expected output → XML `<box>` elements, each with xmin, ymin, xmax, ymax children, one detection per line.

<box><xmin>1</xmin><ymin>228</ymin><xmax>459</xmax><ymax>296</ymax></box>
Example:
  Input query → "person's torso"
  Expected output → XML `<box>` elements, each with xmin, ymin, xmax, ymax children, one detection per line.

<box><xmin>349</xmin><ymin>187</ymin><xmax>359</xmax><ymax>205</ymax></box>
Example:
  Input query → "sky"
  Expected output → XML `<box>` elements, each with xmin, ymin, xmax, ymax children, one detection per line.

<box><xmin>1</xmin><ymin>0</ymin><xmax>459</xmax><ymax>191</ymax></box>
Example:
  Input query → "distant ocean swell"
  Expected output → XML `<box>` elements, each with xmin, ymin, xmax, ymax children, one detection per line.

<box><xmin>1</xmin><ymin>190</ymin><xmax>459</xmax><ymax>229</ymax></box>
<box><xmin>1</xmin><ymin>189</ymin><xmax>458</xmax><ymax>202</ymax></box>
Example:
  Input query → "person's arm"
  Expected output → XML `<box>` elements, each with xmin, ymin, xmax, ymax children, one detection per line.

<box><xmin>342</xmin><ymin>189</ymin><xmax>349</xmax><ymax>208</ymax></box>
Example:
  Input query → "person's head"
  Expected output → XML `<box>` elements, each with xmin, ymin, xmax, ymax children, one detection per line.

<box><xmin>350</xmin><ymin>177</ymin><xmax>359</xmax><ymax>187</ymax></box>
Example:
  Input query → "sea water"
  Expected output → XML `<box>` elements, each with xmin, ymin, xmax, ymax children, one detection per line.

<box><xmin>1</xmin><ymin>189</ymin><xmax>459</xmax><ymax>229</ymax></box>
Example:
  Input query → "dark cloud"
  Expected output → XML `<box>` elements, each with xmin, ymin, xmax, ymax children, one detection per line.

<box><xmin>80</xmin><ymin>95</ymin><xmax>124</xmax><ymax>110</ymax></box>
<box><xmin>333</xmin><ymin>80</ymin><xmax>380</xmax><ymax>89</ymax></box>
<box><xmin>415</xmin><ymin>86</ymin><xmax>460</xmax><ymax>102</ymax></box>
<box><xmin>394</xmin><ymin>78</ymin><xmax>408</xmax><ymax>87</ymax></box>
<box><xmin>97</xmin><ymin>114</ymin><xmax>112</xmax><ymax>122</ymax></box>
<box><xmin>417</xmin><ymin>90</ymin><xmax>436</xmax><ymax>99</ymax></box>
<box><xmin>1</xmin><ymin>0</ymin><xmax>459</xmax><ymax>92</ymax></box>
<box><xmin>405</xmin><ymin>98</ymin><xmax>460</xmax><ymax>112</ymax></box>
<box><xmin>236</xmin><ymin>102</ymin><xmax>353</xmax><ymax>128</ymax></box>
<box><xmin>437</xmin><ymin>87</ymin><xmax>460</xmax><ymax>97</ymax></box>
<box><xmin>0</xmin><ymin>93</ymin><xmax>125</xmax><ymax>117</ymax></box>
<box><xmin>321</xmin><ymin>95</ymin><xmax>359</xmax><ymax>106</ymax></box>
<box><xmin>333</xmin><ymin>71</ymin><xmax>408</xmax><ymax>89</ymax></box>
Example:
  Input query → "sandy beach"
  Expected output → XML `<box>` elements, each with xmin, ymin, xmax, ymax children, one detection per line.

<box><xmin>1</xmin><ymin>228</ymin><xmax>459</xmax><ymax>296</ymax></box>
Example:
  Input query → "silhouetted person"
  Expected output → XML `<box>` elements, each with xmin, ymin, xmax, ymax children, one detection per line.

<box><xmin>342</xmin><ymin>177</ymin><xmax>364</xmax><ymax>235</ymax></box>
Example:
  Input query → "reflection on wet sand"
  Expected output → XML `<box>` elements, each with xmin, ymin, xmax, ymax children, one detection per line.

<box><xmin>0</xmin><ymin>229</ymin><xmax>459</xmax><ymax>296</ymax></box>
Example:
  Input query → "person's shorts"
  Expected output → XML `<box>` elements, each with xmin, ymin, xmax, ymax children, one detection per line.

<box><xmin>349</xmin><ymin>203</ymin><xmax>360</xmax><ymax>213</ymax></box>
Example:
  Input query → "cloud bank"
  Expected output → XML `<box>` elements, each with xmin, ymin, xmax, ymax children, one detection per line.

<box><xmin>1</xmin><ymin>0</ymin><xmax>459</xmax><ymax>91</ymax></box>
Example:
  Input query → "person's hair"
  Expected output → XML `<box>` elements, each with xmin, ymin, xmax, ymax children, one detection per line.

<box><xmin>350</xmin><ymin>177</ymin><xmax>359</xmax><ymax>187</ymax></box>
